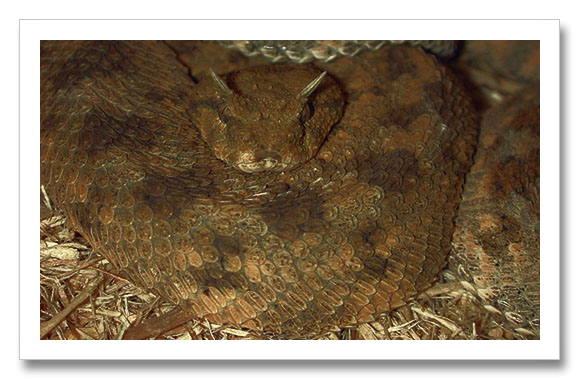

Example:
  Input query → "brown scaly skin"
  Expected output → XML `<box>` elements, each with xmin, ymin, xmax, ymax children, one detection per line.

<box><xmin>41</xmin><ymin>40</ymin><xmax>479</xmax><ymax>338</ymax></box>
<box><xmin>450</xmin><ymin>82</ymin><xmax>540</xmax><ymax>337</ymax></box>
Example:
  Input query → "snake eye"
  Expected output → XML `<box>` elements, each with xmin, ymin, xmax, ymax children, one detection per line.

<box><xmin>219</xmin><ymin>105</ymin><xmax>233</xmax><ymax>124</ymax></box>
<box><xmin>298</xmin><ymin>102</ymin><xmax>313</xmax><ymax>124</ymax></box>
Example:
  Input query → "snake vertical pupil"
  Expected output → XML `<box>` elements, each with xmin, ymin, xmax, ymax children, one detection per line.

<box><xmin>298</xmin><ymin>102</ymin><xmax>313</xmax><ymax>124</ymax></box>
<box><xmin>219</xmin><ymin>105</ymin><xmax>233</xmax><ymax>124</ymax></box>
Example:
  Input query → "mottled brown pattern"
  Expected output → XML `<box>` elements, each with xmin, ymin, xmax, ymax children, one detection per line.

<box><xmin>41</xmin><ymin>40</ymin><xmax>480</xmax><ymax>338</ymax></box>
<box><xmin>458</xmin><ymin>40</ymin><xmax>540</xmax><ymax>83</ymax></box>
<box><xmin>450</xmin><ymin>82</ymin><xmax>540</xmax><ymax>336</ymax></box>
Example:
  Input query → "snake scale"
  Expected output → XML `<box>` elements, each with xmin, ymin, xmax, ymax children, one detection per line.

<box><xmin>40</xmin><ymin>40</ymin><xmax>539</xmax><ymax>338</ymax></box>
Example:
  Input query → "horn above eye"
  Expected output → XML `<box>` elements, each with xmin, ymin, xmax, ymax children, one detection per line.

<box><xmin>298</xmin><ymin>71</ymin><xmax>327</xmax><ymax>100</ymax></box>
<box><xmin>209</xmin><ymin>68</ymin><xmax>233</xmax><ymax>98</ymax></box>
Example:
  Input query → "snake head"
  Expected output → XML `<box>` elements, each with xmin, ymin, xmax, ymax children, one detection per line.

<box><xmin>196</xmin><ymin>65</ymin><xmax>344</xmax><ymax>173</ymax></box>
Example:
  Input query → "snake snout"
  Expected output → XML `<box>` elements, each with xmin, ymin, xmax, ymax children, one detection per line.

<box><xmin>237</xmin><ymin>150</ymin><xmax>282</xmax><ymax>173</ymax></box>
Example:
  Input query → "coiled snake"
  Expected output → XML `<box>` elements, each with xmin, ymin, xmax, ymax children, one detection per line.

<box><xmin>40</xmin><ymin>40</ymin><xmax>539</xmax><ymax>338</ymax></box>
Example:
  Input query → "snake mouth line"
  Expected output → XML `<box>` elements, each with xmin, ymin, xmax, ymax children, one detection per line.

<box><xmin>233</xmin><ymin>151</ymin><xmax>286</xmax><ymax>173</ymax></box>
<box><xmin>237</xmin><ymin>159</ymin><xmax>281</xmax><ymax>173</ymax></box>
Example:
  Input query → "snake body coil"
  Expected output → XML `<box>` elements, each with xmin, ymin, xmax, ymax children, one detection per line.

<box><xmin>41</xmin><ymin>41</ymin><xmax>478</xmax><ymax>337</ymax></box>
